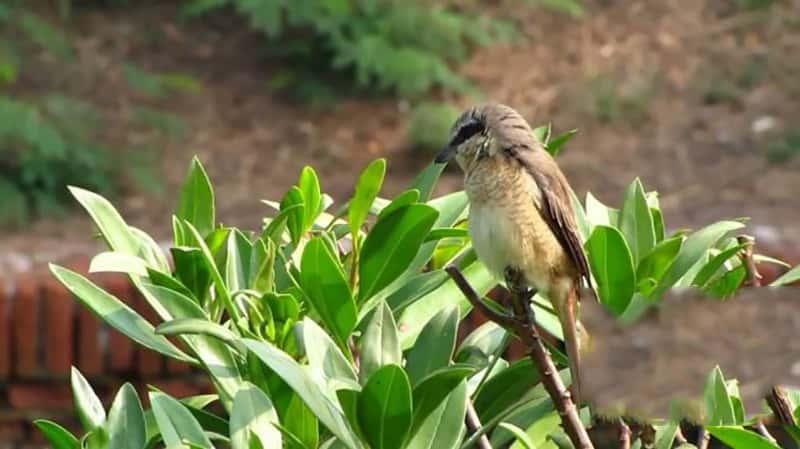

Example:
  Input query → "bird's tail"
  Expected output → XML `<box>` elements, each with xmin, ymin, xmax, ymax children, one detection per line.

<box><xmin>557</xmin><ymin>287</ymin><xmax>583</xmax><ymax>406</ymax></box>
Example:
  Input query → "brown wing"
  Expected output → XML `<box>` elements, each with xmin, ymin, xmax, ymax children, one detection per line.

<box><xmin>510</xmin><ymin>146</ymin><xmax>597</xmax><ymax>302</ymax></box>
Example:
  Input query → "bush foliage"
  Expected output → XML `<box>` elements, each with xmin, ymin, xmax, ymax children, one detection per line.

<box><xmin>41</xmin><ymin>144</ymin><xmax>800</xmax><ymax>449</ymax></box>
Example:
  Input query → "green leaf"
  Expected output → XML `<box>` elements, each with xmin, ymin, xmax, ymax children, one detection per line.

<box><xmin>654</xmin><ymin>421</ymin><xmax>678</xmax><ymax>449</ymax></box>
<box><xmin>620</xmin><ymin>178</ymin><xmax>656</xmax><ymax>263</ymax></box>
<box><xmin>171</xmin><ymin>247</ymin><xmax>212</xmax><ymax>302</ymax></box>
<box><xmin>545</xmin><ymin>128</ymin><xmax>577</xmax><ymax>157</ymax></box>
<box><xmin>376</xmin><ymin>190</ymin><xmax>420</xmax><ymax>220</ymax></box>
<box><xmin>359</xmin><ymin>301</ymin><xmax>401</xmax><ymax>383</ymax></box>
<box><xmin>410</xmin><ymin>366</ymin><xmax>474</xmax><ymax>437</ymax></box>
<box><xmin>69</xmin><ymin>187</ymin><xmax>140</xmax><ymax>256</ymax></box>
<box><xmin>300</xmin><ymin>237</ymin><xmax>358</xmax><ymax>348</ymax></box>
<box><xmin>34</xmin><ymin>420</ymin><xmax>79</xmax><ymax>449</ymax></box>
<box><xmin>51</xmin><ymin>265</ymin><xmax>193</xmax><ymax>362</ymax></box>
<box><xmin>498</xmin><ymin>422</ymin><xmax>537</xmax><ymax>449</ymax></box>
<box><xmin>636</xmin><ymin>236</ymin><xmax>682</xmax><ymax>296</ymax></box>
<box><xmin>474</xmin><ymin>359</ymin><xmax>541</xmax><ymax>423</ymax></box>
<box><xmin>89</xmin><ymin>251</ymin><xmax>149</xmax><ymax>276</ymax></box>
<box><xmin>532</xmin><ymin>124</ymin><xmax>551</xmax><ymax>144</ymax></box>
<box><xmin>456</xmin><ymin>322</ymin><xmax>506</xmax><ymax>365</ymax></box>
<box><xmin>349</xmin><ymin>159</ymin><xmax>386</xmax><ymax>236</ymax></box>
<box><xmin>225</xmin><ymin>229</ymin><xmax>253</xmax><ymax>293</ymax></box>
<box><xmin>107</xmin><ymin>384</ymin><xmax>146</xmax><ymax>449</ymax></box>
<box><xmin>242</xmin><ymin>339</ymin><xmax>362</xmax><ymax>449</ymax></box>
<box><xmin>424</xmin><ymin>228</ymin><xmax>469</xmax><ymax>242</ymax></box>
<box><xmin>357</xmin><ymin>365</ymin><xmax>413</xmax><ymax>449</ymax></box>
<box><xmin>177</xmin><ymin>157</ymin><xmax>215</xmax><ymax>237</ymax></box>
<box><xmin>150</xmin><ymin>391</ymin><xmax>213</xmax><ymax>449</ymax></box>
<box><xmin>411</xmin><ymin>163</ymin><xmax>446</xmax><ymax>202</ymax></box>
<box><xmin>297</xmin><ymin>318</ymin><xmax>360</xmax><ymax>392</ymax></box>
<box><xmin>585</xmin><ymin>192</ymin><xmax>619</xmax><ymax>229</ymax></box>
<box><xmin>298</xmin><ymin>166</ymin><xmax>323</xmax><ymax>231</ymax></box>
<box><xmin>359</xmin><ymin>204</ymin><xmax>439</xmax><ymax>301</ymax></box>
<box><xmin>704</xmin><ymin>366</ymin><xmax>736</xmax><ymax>426</ymax></box>
<box><xmin>405</xmin><ymin>381</ymin><xmax>467</xmax><ymax>449</ymax></box>
<box><xmin>772</xmin><ymin>264</ymin><xmax>800</xmax><ymax>286</ymax></box>
<box><xmin>182</xmin><ymin>221</ymin><xmax>239</xmax><ymax>321</ymax></box>
<box><xmin>230</xmin><ymin>383</ymin><xmax>282</xmax><ymax>449</ymax></box>
<box><xmin>405</xmin><ymin>305</ymin><xmax>459</xmax><ymax>386</ymax></box>
<box><xmin>585</xmin><ymin>225</ymin><xmax>636</xmax><ymax>315</ymax></box>
<box><xmin>651</xmin><ymin>221</ymin><xmax>745</xmax><ymax>298</ymax></box>
<box><xmin>70</xmin><ymin>367</ymin><xmax>105</xmax><ymax>431</ymax></box>
<box><xmin>284</xmin><ymin>393</ymin><xmax>318</xmax><ymax>449</ymax></box>
<box><xmin>693</xmin><ymin>244</ymin><xmax>746</xmax><ymax>289</ymax></box>
<box><xmin>281</xmin><ymin>186</ymin><xmax>306</xmax><ymax>245</ymax></box>
<box><xmin>651</xmin><ymin>207</ymin><xmax>665</xmax><ymax>242</ymax></box>
<box><xmin>156</xmin><ymin>318</ymin><xmax>243</xmax><ymax>353</ymax></box>
<box><xmin>706</xmin><ymin>426</ymin><xmax>781</xmax><ymax>449</ymax></box>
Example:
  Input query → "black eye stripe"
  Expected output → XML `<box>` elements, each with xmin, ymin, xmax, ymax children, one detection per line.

<box><xmin>451</xmin><ymin>121</ymin><xmax>484</xmax><ymax>147</ymax></box>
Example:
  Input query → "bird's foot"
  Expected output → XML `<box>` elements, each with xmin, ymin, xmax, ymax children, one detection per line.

<box><xmin>503</xmin><ymin>266</ymin><xmax>536</xmax><ymax>300</ymax></box>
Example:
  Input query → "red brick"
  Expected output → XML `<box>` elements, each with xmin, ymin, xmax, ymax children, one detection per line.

<box><xmin>135</xmin><ymin>292</ymin><xmax>163</xmax><ymax>378</ymax></box>
<box><xmin>0</xmin><ymin>281</ymin><xmax>10</xmax><ymax>379</ymax></box>
<box><xmin>101</xmin><ymin>276</ymin><xmax>135</xmax><ymax>373</ymax></box>
<box><xmin>0</xmin><ymin>417</ymin><xmax>25</xmax><ymax>442</ymax></box>
<box><xmin>156</xmin><ymin>378</ymin><xmax>210</xmax><ymax>399</ymax></box>
<box><xmin>76</xmin><ymin>307</ymin><xmax>104</xmax><ymax>376</ymax></box>
<box><xmin>43</xmin><ymin>278</ymin><xmax>75</xmax><ymax>376</ymax></box>
<box><xmin>9</xmin><ymin>383</ymin><xmax>73</xmax><ymax>410</ymax></box>
<box><xmin>166</xmin><ymin>357</ymin><xmax>192</xmax><ymax>375</ymax></box>
<box><xmin>13</xmin><ymin>276</ymin><xmax>41</xmax><ymax>378</ymax></box>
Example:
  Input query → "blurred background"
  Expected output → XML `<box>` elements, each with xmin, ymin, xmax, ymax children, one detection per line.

<box><xmin>0</xmin><ymin>0</ymin><xmax>799</xmax><ymax>446</ymax></box>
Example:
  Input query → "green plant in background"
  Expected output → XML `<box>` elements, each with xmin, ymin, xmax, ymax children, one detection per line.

<box><xmin>41</xmin><ymin>148</ymin><xmax>800</xmax><ymax>449</ymax></box>
<box><xmin>0</xmin><ymin>3</ymin><xmax>190</xmax><ymax>226</ymax></box>
<box><xmin>766</xmin><ymin>127</ymin><xmax>800</xmax><ymax>164</ymax></box>
<box><xmin>582</xmin><ymin>73</ymin><xmax>656</xmax><ymax>123</ymax></box>
<box><xmin>408</xmin><ymin>102</ymin><xmax>460</xmax><ymax>152</ymax></box>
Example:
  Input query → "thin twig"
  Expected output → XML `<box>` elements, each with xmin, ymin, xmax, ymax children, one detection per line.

<box><xmin>766</xmin><ymin>386</ymin><xmax>798</xmax><ymax>426</ymax></box>
<box><xmin>697</xmin><ymin>428</ymin><xmax>710</xmax><ymax>449</ymax></box>
<box><xmin>466</xmin><ymin>401</ymin><xmax>493</xmax><ymax>449</ymax></box>
<box><xmin>737</xmin><ymin>235</ymin><xmax>762</xmax><ymax>287</ymax></box>
<box><xmin>618</xmin><ymin>418</ymin><xmax>631</xmax><ymax>449</ymax></box>
<box><xmin>445</xmin><ymin>265</ymin><xmax>595</xmax><ymax>449</ymax></box>
<box><xmin>755</xmin><ymin>420</ymin><xmax>777</xmax><ymax>444</ymax></box>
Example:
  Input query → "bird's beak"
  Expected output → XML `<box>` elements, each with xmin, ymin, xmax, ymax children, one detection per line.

<box><xmin>435</xmin><ymin>144</ymin><xmax>456</xmax><ymax>164</ymax></box>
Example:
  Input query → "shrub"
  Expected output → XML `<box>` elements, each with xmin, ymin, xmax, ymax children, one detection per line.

<box><xmin>407</xmin><ymin>102</ymin><xmax>460</xmax><ymax>152</ymax></box>
<box><xmin>42</xmin><ymin>149</ymin><xmax>798</xmax><ymax>449</ymax></box>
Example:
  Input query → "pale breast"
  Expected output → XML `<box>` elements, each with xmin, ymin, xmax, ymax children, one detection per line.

<box><xmin>466</xmin><ymin>162</ymin><xmax>567</xmax><ymax>293</ymax></box>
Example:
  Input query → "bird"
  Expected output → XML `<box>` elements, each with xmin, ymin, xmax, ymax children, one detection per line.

<box><xmin>435</xmin><ymin>103</ymin><xmax>595</xmax><ymax>404</ymax></box>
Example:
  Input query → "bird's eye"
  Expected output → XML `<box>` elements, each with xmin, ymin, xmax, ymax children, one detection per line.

<box><xmin>451</xmin><ymin>121</ymin><xmax>484</xmax><ymax>147</ymax></box>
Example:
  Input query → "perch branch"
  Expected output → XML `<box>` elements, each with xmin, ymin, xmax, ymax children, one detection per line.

<box><xmin>755</xmin><ymin>420</ymin><xmax>777</xmax><ymax>444</ymax></box>
<box><xmin>737</xmin><ymin>235</ymin><xmax>761</xmax><ymax>287</ymax></box>
<box><xmin>697</xmin><ymin>428</ymin><xmax>710</xmax><ymax>449</ymax></box>
<box><xmin>445</xmin><ymin>265</ymin><xmax>595</xmax><ymax>449</ymax></box>
<box><xmin>766</xmin><ymin>386</ymin><xmax>797</xmax><ymax>426</ymax></box>
<box><xmin>465</xmin><ymin>401</ymin><xmax>493</xmax><ymax>449</ymax></box>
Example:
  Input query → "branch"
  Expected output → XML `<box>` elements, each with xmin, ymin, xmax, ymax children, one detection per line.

<box><xmin>618</xmin><ymin>419</ymin><xmax>631</xmax><ymax>449</ymax></box>
<box><xmin>766</xmin><ymin>386</ymin><xmax>797</xmax><ymax>426</ymax></box>
<box><xmin>755</xmin><ymin>420</ymin><xmax>777</xmax><ymax>445</ymax></box>
<box><xmin>465</xmin><ymin>401</ymin><xmax>493</xmax><ymax>449</ymax></box>
<box><xmin>445</xmin><ymin>265</ymin><xmax>595</xmax><ymax>449</ymax></box>
<box><xmin>737</xmin><ymin>235</ymin><xmax>762</xmax><ymax>287</ymax></box>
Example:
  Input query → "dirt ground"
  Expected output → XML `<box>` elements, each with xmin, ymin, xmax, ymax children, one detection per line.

<box><xmin>4</xmin><ymin>0</ymin><xmax>800</xmax><ymax>273</ymax></box>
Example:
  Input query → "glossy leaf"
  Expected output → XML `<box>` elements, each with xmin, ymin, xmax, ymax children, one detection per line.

<box><xmin>585</xmin><ymin>192</ymin><xmax>619</xmax><ymax>229</ymax></box>
<box><xmin>693</xmin><ymin>244</ymin><xmax>746</xmax><ymax>288</ymax></box>
<box><xmin>280</xmin><ymin>186</ymin><xmax>306</xmax><ymax>245</ymax></box>
<box><xmin>585</xmin><ymin>225</ymin><xmax>636</xmax><ymax>315</ymax></box>
<box><xmin>654</xmin><ymin>421</ymin><xmax>678</xmax><ymax>449</ymax></box>
<box><xmin>707</xmin><ymin>426</ymin><xmax>781</xmax><ymax>449</ymax></box>
<box><xmin>404</xmin><ymin>381</ymin><xmax>467</xmax><ymax>449</ymax></box>
<box><xmin>651</xmin><ymin>221</ymin><xmax>745</xmax><ymax>298</ymax></box>
<box><xmin>704</xmin><ymin>366</ymin><xmax>736</xmax><ymax>426</ymax></box>
<box><xmin>171</xmin><ymin>247</ymin><xmax>212</xmax><ymax>302</ymax></box>
<box><xmin>242</xmin><ymin>339</ymin><xmax>362</xmax><ymax>449</ymax></box>
<box><xmin>772</xmin><ymin>264</ymin><xmax>800</xmax><ymax>286</ymax></box>
<box><xmin>411</xmin><ymin>162</ymin><xmax>446</xmax><ymax>202</ymax></box>
<box><xmin>636</xmin><ymin>236</ymin><xmax>682</xmax><ymax>296</ymax></box>
<box><xmin>357</xmin><ymin>365</ymin><xmax>413</xmax><ymax>449</ymax></box>
<box><xmin>34</xmin><ymin>420</ymin><xmax>79</xmax><ymax>449</ymax></box>
<box><xmin>89</xmin><ymin>251</ymin><xmax>149</xmax><ymax>276</ymax></box>
<box><xmin>297</xmin><ymin>318</ymin><xmax>360</xmax><ymax>392</ymax></box>
<box><xmin>474</xmin><ymin>358</ymin><xmax>541</xmax><ymax>423</ymax></box>
<box><xmin>349</xmin><ymin>159</ymin><xmax>386</xmax><ymax>236</ymax></box>
<box><xmin>620</xmin><ymin>178</ymin><xmax>656</xmax><ymax>262</ymax></box>
<box><xmin>176</xmin><ymin>157</ymin><xmax>215</xmax><ymax>237</ymax></box>
<box><xmin>410</xmin><ymin>366</ymin><xmax>474</xmax><ymax>437</ymax></box>
<box><xmin>545</xmin><ymin>128</ymin><xmax>577</xmax><ymax>157</ymax></box>
<box><xmin>359</xmin><ymin>301</ymin><xmax>401</xmax><ymax>383</ymax></box>
<box><xmin>51</xmin><ymin>265</ymin><xmax>193</xmax><ymax>362</ymax></box>
<box><xmin>156</xmin><ymin>318</ymin><xmax>243</xmax><ymax>353</ymax></box>
<box><xmin>150</xmin><ymin>391</ymin><xmax>213</xmax><ymax>449</ymax></box>
<box><xmin>375</xmin><ymin>190</ymin><xmax>420</xmax><ymax>220</ymax></box>
<box><xmin>532</xmin><ymin>124</ymin><xmax>551</xmax><ymax>144</ymax></box>
<box><xmin>284</xmin><ymin>393</ymin><xmax>318</xmax><ymax>449</ymax></box>
<box><xmin>107</xmin><ymin>383</ymin><xmax>146</xmax><ymax>449</ymax></box>
<box><xmin>405</xmin><ymin>305</ymin><xmax>459</xmax><ymax>386</ymax></box>
<box><xmin>69</xmin><ymin>186</ymin><xmax>140</xmax><ymax>256</ymax></box>
<box><xmin>230</xmin><ymin>383</ymin><xmax>282</xmax><ymax>449</ymax></box>
<box><xmin>300</xmin><ymin>237</ymin><xmax>358</xmax><ymax>348</ymax></box>
<box><xmin>499</xmin><ymin>422</ymin><xmax>537</xmax><ymax>449</ymax></box>
<box><xmin>298</xmin><ymin>166</ymin><xmax>323</xmax><ymax>231</ymax></box>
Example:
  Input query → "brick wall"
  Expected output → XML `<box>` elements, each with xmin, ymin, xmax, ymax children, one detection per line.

<box><xmin>0</xmin><ymin>256</ymin><xmax>210</xmax><ymax>449</ymax></box>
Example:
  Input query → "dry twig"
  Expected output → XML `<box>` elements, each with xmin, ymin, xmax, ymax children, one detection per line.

<box><xmin>737</xmin><ymin>235</ymin><xmax>762</xmax><ymax>287</ymax></box>
<box><xmin>465</xmin><ymin>401</ymin><xmax>493</xmax><ymax>449</ymax></box>
<box><xmin>445</xmin><ymin>265</ymin><xmax>595</xmax><ymax>449</ymax></box>
<box><xmin>766</xmin><ymin>386</ymin><xmax>797</xmax><ymax>426</ymax></box>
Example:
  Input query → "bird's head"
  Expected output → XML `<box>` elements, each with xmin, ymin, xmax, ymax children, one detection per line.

<box><xmin>435</xmin><ymin>104</ymin><xmax>534</xmax><ymax>172</ymax></box>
